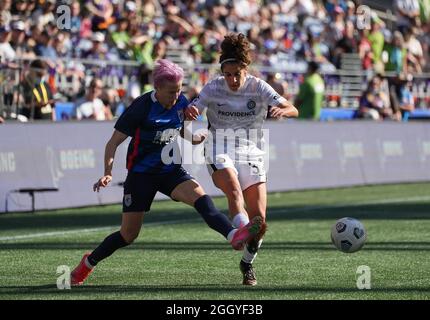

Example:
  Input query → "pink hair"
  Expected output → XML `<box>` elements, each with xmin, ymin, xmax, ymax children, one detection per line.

<box><xmin>153</xmin><ymin>59</ymin><xmax>184</xmax><ymax>88</ymax></box>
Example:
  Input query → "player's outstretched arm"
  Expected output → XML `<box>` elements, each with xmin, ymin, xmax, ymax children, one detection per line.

<box><xmin>93</xmin><ymin>130</ymin><xmax>128</xmax><ymax>192</ymax></box>
<box><xmin>184</xmin><ymin>105</ymin><xmax>200</xmax><ymax>121</ymax></box>
<box><xmin>270</xmin><ymin>100</ymin><xmax>299</xmax><ymax>119</ymax></box>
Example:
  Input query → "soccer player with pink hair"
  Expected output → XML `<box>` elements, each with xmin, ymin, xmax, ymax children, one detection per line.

<box><xmin>70</xmin><ymin>59</ymin><xmax>265</xmax><ymax>285</ymax></box>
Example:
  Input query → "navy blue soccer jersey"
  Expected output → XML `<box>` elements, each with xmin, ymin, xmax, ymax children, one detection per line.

<box><xmin>114</xmin><ymin>91</ymin><xmax>188</xmax><ymax>174</ymax></box>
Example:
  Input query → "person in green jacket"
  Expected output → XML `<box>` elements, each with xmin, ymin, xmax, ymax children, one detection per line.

<box><xmin>295</xmin><ymin>61</ymin><xmax>325</xmax><ymax>120</ymax></box>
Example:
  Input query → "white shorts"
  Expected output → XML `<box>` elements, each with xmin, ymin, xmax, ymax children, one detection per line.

<box><xmin>206</xmin><ymin>153</ymin><xmax>267</xmax><ymax>191</ymax></box>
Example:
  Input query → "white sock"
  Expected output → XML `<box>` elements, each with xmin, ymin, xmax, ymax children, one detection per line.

<box><xmin>227</xmin><ymin>229</ymin><xmax>237</xmax><ymax>242</ymax></box>
<box><xmin>241</xmin><ymin>239</ymin><xmax>263</xmax><ymax>264</ymax></box>
<box><xmin>84</xmin><ymin>257</ymin><xmax>94</xmax><ymax>269</ymax></box>
<box><xmin>232</xmin><ymin>212</ymin><xmax>249</xmax><ymax>228</ymax></box>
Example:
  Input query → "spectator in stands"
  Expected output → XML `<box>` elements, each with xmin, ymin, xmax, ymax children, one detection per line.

<box><xmin>266</xmin><ymin>73</ymin><xmax>288</xmax><ymax>98</ymax></box>
<box><xmin>75</xmin><ymin>78</ymin><xmax>113</xmax><ymax>121</ymax></box>
<box><xmin>267</xmin><ymin>72</ymin><xmax>290</xmax><ymax>120</ymax></box>
<box><xmin>299</xmin><ymin>31</ymin><xmax>329</xmax><ymax>64</ymax></box>
<box><xmin>331</xmin><ymin>6</ymin><xmax>346</xmax><ymax>42</ymax></box>
<box><xmin>9</xmin><ymin>20</ymin><xmax>31</xmax><ymax>59</ymax></box>
<box><xmin>78</xmin><ymin>7</ymin><xmax>93</xmax><ymax>40</ymax></box>
<box><xmin>395</xmin><ymin>0</ymin><xmax>421</xmax><ymax>31</ymax></box>
<box><xmin>124</xmin><ymin>1</ymin><xmax>139</xmax><ymax>21</ymax></box>
<box><xmin>389</xmin><ymin>73</ymin><xmax>415</xmax><ymax>121</ymax></box>
<box><xmin>141</xmin><ymin>0</ymin><xmax>162</xmax><ymax>23</ymax></box>
<box><xmin>26</xmin><ymin>24</ymin><xmax>41</xmax><ymax>52</ymax></box>
<box><xmin>0</xmin><ymin>25</ymin><xmax>15</xmax><ymax>63</ymax></box>
<box><xmin>333</xmin><ymin>21</ymin><xmax>358</xmax><ymax>68</ymax></box>
<box><xmin>101</xmin><ymin>88</ymin><xmax>123</xmax><ymax>117</ymax></box>
<box><xmin>35</xmin><ymin>30</ymin><xmax>57</xmax><ymax>60</ymax></box>
<box><xmin>152</xmin><ymin>39</ymin><xmax>168</xmax><ymax>62</ymax></box>
<box><xmin>127</xmin><ymin>20</ymin><xmax>153</xmax><ymax>64</ymax></box>
<box><xmin>82</xmin><ymin>32</ymin><xmax>108</xmax><ymax>60</ymax></box>
<box><xmin>383</xmin><ymin>31</ymin><xmax>407</xmax><ymax>74</ymax></box>
<box><xmin>345</xmin><ymin>1</ymin><xmax>357</xmax><ymax>25</ymax></box>
<box><xmin>358</xmin><ymin>29</ymin><xmax>374</xmax><ymax>70</ymax></box>
<box><xmin>11</xmin><ymin>0</ymin><xmax>30</xmax><ymax>21</ymax></box>
<box><xmin>86</xmin><ymin>0</ymin><xmax>115</xmax><ymax>32</ymax></box>
<box><xmin>295</xmin><ymin>61</ymin><xmax>325</xmax><ymax>120</ymax></box>
<box><xmin>12</xmin><ymin>0</ymin><xmax>36</xmax><ymax>21</ymax></box>
<box><xmin>31</xmin><ymin>0</ymin><xmax>56</xmax><ymax>29</ymax></box>
<box><xmin>110</xmin><ymin>0</ymin><xmax>124</xmax><ymax>22</ymax></box>
<box><xmin>404</xmin><ymin>26</ymin><xmax>425</xmax><ymax>74</ymax></box>
<box><xmin>126</xmin><ymin>63</ymin><xmax>154</xmax><ymax>105</ymax></box>
<box><xmin>357</xmin><ymin>75</ymin><xmax>393</xmax><ymax>120</ymax></box>
<box><xmin>191</xmin><ymin>31</ymin><xmax>219</xmax><ymax>64</ymax></box>
<box><xmin>70</xmin><ymin>1</ymin><xmax>82</xmax><ymax>36</ymax></box>
<box><xmin>0</xmin><ymin>0</ymin><xmax>12</xmax><ymax>26</ymax></box>
<box><xmin>53</xmin><ymin>32</ymin><xmax>72</xmax><ymax>59</ymax></box>
<box><xmin>1</xmin><ymin>0</ymin><xmax>429</xmax><ymax>119</ymax></box>
<box><xmin>368</xmin><ymin>16</ymin><xmax>386</xmax><ymax>74</ymax></box>
<box><xmin>19</xmin><ymin>59</ymin><xmax>56</xmax><ymax>121</ymax></box>
<box><xmin>111</xmin><ymin>17</ymin><xmax>130</xmax><ymax>58</ymax></box>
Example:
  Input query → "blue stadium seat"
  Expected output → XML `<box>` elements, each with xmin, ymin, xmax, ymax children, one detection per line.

<box><xmin>55</xmin><ymin>102</ymin><xmax>75</xmax><ymax>121</ymax></box>
<box><xmin>409</xmin><ymin>109</ymin><xmax>430</xmax><ymax>119</ymax></box>
<box><xmin>320</xmin><ymin>108</ymin><xmax>357</xmax><ymax>121</ymax></box>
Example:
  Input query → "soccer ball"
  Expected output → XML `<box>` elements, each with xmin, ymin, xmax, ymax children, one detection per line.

<box><xmin>331</xmin><ymin>217</ymin><xmax>367</xmax><ymax>253</ymax></box>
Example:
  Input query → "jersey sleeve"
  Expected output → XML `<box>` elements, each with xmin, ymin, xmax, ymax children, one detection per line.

<box><xmin>189</xmin><ymin>83</ymin><xmax>212</xmax><ymax>113</ymax></box>
<box><xmin>258</xmin><ymin>79</ymin><xmax>287</xmax><ymax>107</ymax></box>
<box><xmin>114</xmin><ymin>96</ymin><xmax>144</xmax><ymax>136</ymax></box>
<box><xmin>178</xmin><ymin>94</ymin><xmax>189</xmax><ymax>125</ymax></box>
<box><xmin>178</xmin><ymin>93</ymin><xmax>189</xmax><ymax>110</ymax></box>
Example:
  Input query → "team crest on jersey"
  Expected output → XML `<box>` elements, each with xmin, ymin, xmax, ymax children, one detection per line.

<box><xmin>177</xmin><ymin>110</ymin><xmax>185</xmax><ymax>122</ymax></box>
<box><xmin>124</xmin><ymin>194</ymin><xmax>132</xmax><ymax>207</ymax></box>
<box><xmin>247</xmin><ymin>100</ymin><xmax>256</xmax><ymax>110</ymax></box>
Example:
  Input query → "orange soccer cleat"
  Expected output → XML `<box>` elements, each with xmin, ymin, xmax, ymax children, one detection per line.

<box><xmin>71</xmin><ymin>253</ymin><xmax>94</xmax><ymax>286</ymax></box>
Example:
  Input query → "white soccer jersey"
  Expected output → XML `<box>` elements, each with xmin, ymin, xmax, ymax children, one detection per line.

<box><xmin>192</xmin><ymin>74</ymin><xmax>286</xmax><ymax>154</ymax></box>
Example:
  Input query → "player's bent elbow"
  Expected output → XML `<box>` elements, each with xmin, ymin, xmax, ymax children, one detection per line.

<box><xmin>289</xmin><ymin>107</ymin><xmax>299</xmax><ymax>118</ymax></box>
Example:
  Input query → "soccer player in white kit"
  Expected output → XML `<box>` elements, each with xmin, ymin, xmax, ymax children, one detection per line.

<box><xmin>185</xmin><ymin>33</ymin><xmax>299</xmax><ymax>285</ymax></box>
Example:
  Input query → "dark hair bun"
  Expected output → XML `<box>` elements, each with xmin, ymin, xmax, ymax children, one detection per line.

<box><xmin>220</xmin><ymin>33</ymin><xmax>252</xmax><ymax>67</ymax></box>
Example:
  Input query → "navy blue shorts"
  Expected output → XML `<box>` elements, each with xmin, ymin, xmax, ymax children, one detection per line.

<box><xmin>122</xmin><ymin>166</ymin><xmax>194</xmax><ymax>212</ymax></box>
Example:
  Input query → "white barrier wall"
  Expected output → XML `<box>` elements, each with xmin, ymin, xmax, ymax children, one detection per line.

<box><xmin>1</xmin><ymin>121</ymin><xmax>430</xmax><ymax>213</ymax></box>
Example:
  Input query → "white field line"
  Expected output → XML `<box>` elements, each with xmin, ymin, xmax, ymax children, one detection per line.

<box><xmin>1</xmin><ymin>195</ymin><xmax>429</xmax><ymax>242</ymax></box>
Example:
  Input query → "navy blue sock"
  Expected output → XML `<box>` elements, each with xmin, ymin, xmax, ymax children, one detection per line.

<box><xmin>194</xmin><ymin>195</ymin><xmax>234</xmax><ymax>238</ymax></box>
<box><xmin>87</xmin><ymin>231</ymin><xmax>129</xmax><ymax>266</ymax></box>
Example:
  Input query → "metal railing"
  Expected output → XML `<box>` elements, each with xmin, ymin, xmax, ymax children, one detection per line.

<box><xmin>1</xmin><ymin>56</ymin><xmax>430</xmax><ymax>121</ymax></box>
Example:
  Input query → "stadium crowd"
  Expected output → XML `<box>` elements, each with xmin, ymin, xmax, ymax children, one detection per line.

<box><xmin>0</xmin><ymin>0</ymin><xmax>430</xmax><ymax>121</ymax></box>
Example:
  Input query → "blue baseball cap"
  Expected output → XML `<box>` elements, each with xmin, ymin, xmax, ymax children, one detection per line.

<box><xmin>0</xmin><ymin>25</ymin><xmax>11</xmax><ymax>33</ymax></box>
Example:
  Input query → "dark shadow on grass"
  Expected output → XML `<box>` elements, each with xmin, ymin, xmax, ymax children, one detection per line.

<box><xmin>267</xmin><ymin>203</ymin><xmax>430</xmax><ymax>221</ymax></box>
<box><xmin>0</xmin><ymin>209</ymin><xmax>196</xmax><ymax>232</ymax></box>
<box><xmin>1</xmin><ymin>284</ymin><xmax>429</xmax><ymax>296</ymax></box>
<box><xmin>1</xmin><ymin>202</ymin><xmax>430</xmax><ymax>234</ymax></box>
<box><xmin>2</xmin><ymin>241</ymin><xmax>430</xmax><ymax>251</ymax></box>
